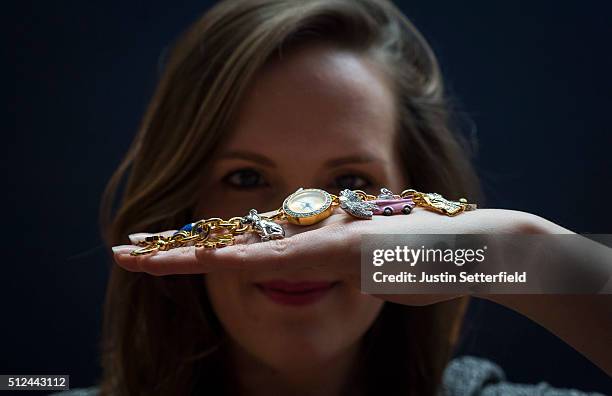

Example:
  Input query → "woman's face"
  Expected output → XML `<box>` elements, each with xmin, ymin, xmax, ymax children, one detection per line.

<box><xmin>197</xmin><ymin>44</ymin><xmax>408</xmax><ymax>376</ymax></box>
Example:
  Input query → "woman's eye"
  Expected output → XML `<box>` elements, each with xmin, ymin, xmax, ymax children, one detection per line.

<box><xmin>222</xmin><ymin>168</ymin><xmax>267</xmax><ymax>189</ymax></box>
<box><xmin>333</xmin><ymin>174</ymin><xmax>372</xmax><ymax>190</ymax></box>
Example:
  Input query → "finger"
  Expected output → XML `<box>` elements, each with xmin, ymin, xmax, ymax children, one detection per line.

<box><xmin>113</xmin><ymin>222</ymin><xmax>359</xmax><ymax>276</ymax></box>
<box><xmin>114</xmin><ymin>245</ymin><xmax>202</xmax><ymax>275</ymax></box>
<box><xmin>128</xmin><ymin>230</ymin><xmax>178</xmax><ymax>244</ymax></box>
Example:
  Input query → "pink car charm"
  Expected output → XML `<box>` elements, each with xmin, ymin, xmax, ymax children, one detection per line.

<box><xmin>371</xmin><ymin>188</ymin><xmax>415</xmax><ymax>216</ymax></box>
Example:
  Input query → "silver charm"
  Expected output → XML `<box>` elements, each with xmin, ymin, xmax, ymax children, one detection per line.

<box><xmin>338</xmin><ymin>189</ymin><xmax>378</xmax><ymax>219</ymax></box>
<box><xmin>377</xmin><ymin>187</ymin><xmax>396</xmax><ymax>199</ymax></box>
<box><xmin>242</xmin><ymin>209</ymin><xmax>285</xmax><ymax>241</ymax></box>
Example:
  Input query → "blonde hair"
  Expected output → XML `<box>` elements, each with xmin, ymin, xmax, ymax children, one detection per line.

<box><xmin>99</xmin><ymin>0</ymin><xmax>480</xmax><ymax>394</ymax></box>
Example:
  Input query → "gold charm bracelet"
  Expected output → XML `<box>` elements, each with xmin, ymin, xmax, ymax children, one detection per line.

<box><xmin>130</xmin><ymin>187</ymin><xmax>477</xmax><ymax>256</ymax></box>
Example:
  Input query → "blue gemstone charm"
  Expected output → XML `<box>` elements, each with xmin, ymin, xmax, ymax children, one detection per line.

<box><xmin>180</xmin><ymin>223</ymin><xmax>194</xmax><ymax>232</ymax></box>
<box><xmin>173</xmin><ymin>222</ymin><xmax>195</xmax><ymax>236</ymax></box>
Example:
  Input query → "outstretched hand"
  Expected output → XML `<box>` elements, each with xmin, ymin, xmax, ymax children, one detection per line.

<box><xmin>113</xmin><ymin>208</ymin><xmax>537</xmax><ymax>274</ymax></box>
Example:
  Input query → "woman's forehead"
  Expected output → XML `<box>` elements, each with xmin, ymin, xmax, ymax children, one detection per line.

<box><xmin>226</xmin><ymin>44</ymin><xmax>397</xmax><ymax>154</ymax></box>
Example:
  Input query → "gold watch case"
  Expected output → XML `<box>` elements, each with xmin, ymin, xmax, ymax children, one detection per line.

<box><xmin>282</xmin><ymin>188</ymin><xmax>334</xmax><ymax>225</ymax></box>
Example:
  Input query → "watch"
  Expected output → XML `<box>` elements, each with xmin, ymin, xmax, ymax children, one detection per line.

<box><xmin>282</xmin><ymin>188</ymin><xmax>334</xmax><ymax>225</ymax></box>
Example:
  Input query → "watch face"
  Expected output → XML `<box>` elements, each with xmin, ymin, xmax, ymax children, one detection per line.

<box><xmin>283</xmin><ymin>188</ymin><xmax>332</xmax><ymax>218</ymax></box>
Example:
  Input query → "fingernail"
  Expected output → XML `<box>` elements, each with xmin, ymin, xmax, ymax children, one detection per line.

<box><xmin>112</xmin><ymin>245</ymin><xmax>135</xmax><ymax>254</ymax></box>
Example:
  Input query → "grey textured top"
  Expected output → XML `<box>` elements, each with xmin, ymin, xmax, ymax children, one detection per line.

<box><xmin>50</xmin><ymin>355</ymin><xmax>605</xmax><ymax>396</ymax></box>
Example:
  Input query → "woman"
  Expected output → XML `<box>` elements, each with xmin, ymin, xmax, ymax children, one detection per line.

<box><xmin>55</xmin><ymin>0</ymin><xmax>610</xmax><ymax>395</ymax></box>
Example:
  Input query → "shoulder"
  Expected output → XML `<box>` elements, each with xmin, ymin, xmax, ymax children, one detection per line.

<box><xmin>48</xmin><ymin>386</ymin><xmax>99</xmax><ymax>396</ymax></box>
<box><xmin>441</xmin><ymin>355</ymin><xmax>605</xmax><ymax>396</ymax></box>
<box><xmin>47</xmin><ymin>358</ymin><xmax>606</xmax><ymax>396</ymax></box>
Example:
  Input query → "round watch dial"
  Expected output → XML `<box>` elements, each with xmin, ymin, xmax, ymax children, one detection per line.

<box><xmin>283</xmin><ymin>188</ymin><xmax>332</xmax><ymax>218</ymax></box>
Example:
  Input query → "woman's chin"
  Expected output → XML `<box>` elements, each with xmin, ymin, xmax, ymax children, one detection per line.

<box><xmin>259</xmin><ymin>342</ymin><xmax>352</xmax><ymax>375</ymax></box>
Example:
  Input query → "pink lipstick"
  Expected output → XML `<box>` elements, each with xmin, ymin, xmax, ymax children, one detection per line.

<box><xmin>255</xmin><ymin>280</ymin><xmax>337</xmax><ymax>306</ymax></box>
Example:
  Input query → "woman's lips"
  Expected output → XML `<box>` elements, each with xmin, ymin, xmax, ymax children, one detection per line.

<box><xmin>255</xmin><ymin>280</ymin><xmax>338</xmax><ymax>306</ymax></box>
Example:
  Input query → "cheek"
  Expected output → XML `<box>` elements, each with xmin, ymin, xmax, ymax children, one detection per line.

<box><xmin>204</xmin><ymin>271</ymin><xmax>263</xmax><ymax>339</ymax></box>
<box><xmin>205</xmin><ymin>273</ymin><xmax>384</xmax><ymax>369</ymax></box>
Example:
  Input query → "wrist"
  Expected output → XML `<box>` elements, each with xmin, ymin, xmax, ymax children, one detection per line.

<box><xmin>513</xmin><ymin>210</ymin><xmax>573</xmax><ymax>235</ymax></box>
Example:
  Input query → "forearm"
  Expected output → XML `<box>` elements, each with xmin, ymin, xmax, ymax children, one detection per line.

<box><xmin>478</xmin><ymin>215</ymin><xmax>612</xmax><ymax>376</ymax></box>
<box><xmin>480</xmin><ymin>294</ymin><xmax>612</xmax><ymax>376</ymax></box>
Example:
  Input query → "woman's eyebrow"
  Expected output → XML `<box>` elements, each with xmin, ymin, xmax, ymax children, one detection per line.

<box><xmin>216</xmin><ymin>150</ymin><xmax>276</xmax><ymax>167</ymax></box>
<box><xmin>324</xmin><ymin>153</ymin><xmax>382</xmax><ymax>168</ymax></box>
<box><xmin>216</xmin><ymin>150</ymin><xmax>382</xmax><ymax>168</ymax></box>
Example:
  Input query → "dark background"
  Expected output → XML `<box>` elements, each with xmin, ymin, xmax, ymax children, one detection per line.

<box><xmin>4</xmin><ymin>0</ymin><xmax>611</xmax><ymax>394</ymax></box>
